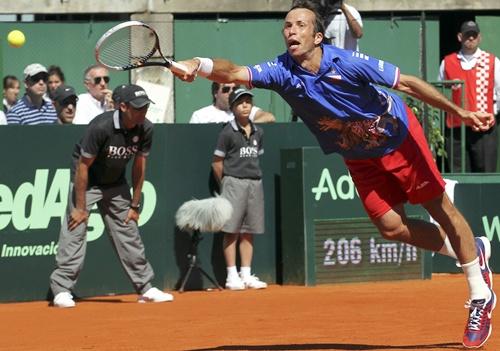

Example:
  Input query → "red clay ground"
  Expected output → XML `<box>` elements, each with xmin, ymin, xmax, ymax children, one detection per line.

<box><xmin>0</xmin><ymin>274</ymin><xmax>498</xmax><ymax>351</ymax></box>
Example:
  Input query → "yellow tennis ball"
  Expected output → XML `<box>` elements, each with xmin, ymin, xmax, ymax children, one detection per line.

<box><xmin>7</xmin><ymin>30</ymin><xmax>25</xmax><ymax>48</ymax></box>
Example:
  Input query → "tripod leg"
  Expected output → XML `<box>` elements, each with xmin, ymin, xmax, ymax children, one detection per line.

<box><xmin>179</xmin><ymin>262</ymin><xmax>195</xmax><ymax>293</ymax></box>
<box><xmin>199</xmin><ymin>267</ymin><xmax>223</xmax><ymax>291</ymax></box>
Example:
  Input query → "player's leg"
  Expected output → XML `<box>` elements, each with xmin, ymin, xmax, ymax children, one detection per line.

<box><xmin>98</xmin><ymin>183</ymin><xmax>172</xmax><ymax>303</ymax></box>
<box><xmin>50</xmin><ymin>184</ymin><xmax>102</xmax><ymax>308</ymax></box>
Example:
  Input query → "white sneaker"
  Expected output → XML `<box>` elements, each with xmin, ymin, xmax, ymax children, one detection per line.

<box><xmin>138</xmin><ymin>287</ymin><xmax>174</xmax><ymax>303</ymax></box>
<box><xmin>53</xmin><ymin>292</ymin><xmax>76</xmax><ymax>308</ymax></box>
<box><xmin>225</xmin><ymin>275</ymin><xmax>245</xmax><ymax>290</ymax></box>
<box><xmin>241</xmin><ymin>274</ymin><xmax>268</xmax><ymax>289</ymax></box>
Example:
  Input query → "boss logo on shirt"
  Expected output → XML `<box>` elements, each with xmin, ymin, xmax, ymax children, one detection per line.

<box><xmin>239</xmin><ymin>146</ymin><xmax>258</xmax><ymax>158</ymax></box>
<box><xmin>107</xmin><ymin>145</ymin><xmax>139</xmax><ymax>159</ymax></box>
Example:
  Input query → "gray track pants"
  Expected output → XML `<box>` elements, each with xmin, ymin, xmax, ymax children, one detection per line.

<box><xmin>49</xmin><ymin>182</ymin><xmax>154</xmax><ymax>296</ymax></box>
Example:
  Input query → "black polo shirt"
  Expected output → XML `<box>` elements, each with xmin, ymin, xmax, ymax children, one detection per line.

<box><xmin>214</xmin><ymin>119</ymin><xmax>264</xmax><ymax>179</ymax></box>
<box><xmin>71</xmin><ymin>110</ymin><xmax>153</xmax><ymax>187</ymax></box>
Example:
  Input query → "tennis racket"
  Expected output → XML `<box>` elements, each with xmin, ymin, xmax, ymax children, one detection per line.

<box><xmin>95</xmin><ymin>20</ymin><xmax>188</xmax><ymax>75</ymax></box>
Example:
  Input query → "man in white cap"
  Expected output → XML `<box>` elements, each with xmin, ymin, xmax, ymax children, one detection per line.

<box><xmin>6</xmin><ymin>63</ymin><xmax>57</xmax><ymax>125</ymax></box>
<box><xmin>50</xmin><ymin>84</ymin><xmax>174</xmax><ymax>308</ymax></box>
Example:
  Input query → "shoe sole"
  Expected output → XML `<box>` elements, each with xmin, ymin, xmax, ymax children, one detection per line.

<box><xmin>225</xmin><ymin>286</ymin><xmax>246</xmax><ymax>291</ymax></box>
<box><xmin>138</xmin><ymin>297</ymin><xmax>174</xmax><ymax>303</ymax></box>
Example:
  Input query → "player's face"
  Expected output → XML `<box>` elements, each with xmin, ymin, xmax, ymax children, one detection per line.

<box><xmin>215</xmin><ymin>83</ymin><xmax>237</xmax><ymax>111</ymax></box>
<box><xmin>85</xmin><ymin>67</ymin><xmax>110</xmax><ymax>101</ymax></box>
<box><xmin>231</xmin><ymin>96</ymin><xmax>253</xmax><ymax>121</ymax></box>
<box><xmin>283</xmin><ymin>8</ymin><xmax>322</xmax><ymax>60</ymax></box>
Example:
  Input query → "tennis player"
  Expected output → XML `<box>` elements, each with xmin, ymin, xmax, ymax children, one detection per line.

<box><xmin>175</xmin><ymin>1</ymin><xmax>495</xmax><ymax>348</ymax></box>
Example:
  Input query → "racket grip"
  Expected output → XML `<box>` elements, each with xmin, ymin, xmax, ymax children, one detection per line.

<box><xmin>170</xmin><ymin>61</ymin><xmax>189</xmax><ymax>75</ymax></box>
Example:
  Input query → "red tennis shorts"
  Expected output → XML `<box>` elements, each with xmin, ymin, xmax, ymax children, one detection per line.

<box><xmin>345</xmin><ymin>106</ymin><xmax>446</xmax><ymax>219</ymax></box>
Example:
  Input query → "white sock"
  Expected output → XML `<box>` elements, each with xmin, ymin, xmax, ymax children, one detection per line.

<box><xmin>227</xmin><ymin>266</ymin><xmax>238</xmax><ymax>279</ymax></box>
<box><xmin>240</xmin><ymin>266</ymin><xmax>251</xmax><ymax>279</ymax></box>
<box><xmin>462</xmin><ymin>257</ymin><xmax>491</xmax><ymax>301</ymax></box>
<box><xmin>438</xmin><ymin>236</ymin><xmax>457</xmax><ymax>259</ymax></box>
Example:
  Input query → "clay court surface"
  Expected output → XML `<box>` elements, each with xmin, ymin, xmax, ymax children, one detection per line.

<box><xmin>1</xmin><ymin>275</ymin><xmax>498</xmax><ymax>351</ymax></box>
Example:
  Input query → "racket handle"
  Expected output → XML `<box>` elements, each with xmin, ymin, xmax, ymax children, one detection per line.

<box><xmin>170</xmin><ymin>61</ymin><xmax>189</xmax><ymax>75</ymax></box>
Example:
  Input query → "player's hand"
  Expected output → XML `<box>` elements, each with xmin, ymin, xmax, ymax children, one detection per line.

<box><xmin>173</xmin><ymin>59</ymin><xmax>200</xmax><ymax>82</ymax></box>
<box><xmin>68</xmin><ymin>208</ymin><xmax>89</xmax><ymax>231</ymax></box>
<box><xmin>461</xmin><ymin>111</ymin><xmax>495</xmax><ymax>132</ymax></box>
<box><xmin>124</xmin><ymin>208</ymin><xmax>140</xmax><ymax>224</ymax></box>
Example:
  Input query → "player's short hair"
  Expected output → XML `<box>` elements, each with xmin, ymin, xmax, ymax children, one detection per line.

<box><xmin>289</xmin><ymin>0</ymin><xmax>325</xmax><ymax>35</ymax></box>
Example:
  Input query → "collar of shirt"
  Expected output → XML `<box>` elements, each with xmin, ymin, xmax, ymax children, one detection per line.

<box><xmin>230</xmin><ymin>119</ymin><xmax>256</xmax><ymax>134</ymax></box>
<box><xmin>457</xmin><ymin>48</ymin><xmax>483</xmax><ymax>70</ymax></box>
<box><xmin>21</xmin><ymin>94</ymin><xmax>51</xmax><ymax>109</ymax></box>
<box><xmin>285</xmin><ymin>44</ymin><xmax>342</xmax><ymax>76</ymax></box>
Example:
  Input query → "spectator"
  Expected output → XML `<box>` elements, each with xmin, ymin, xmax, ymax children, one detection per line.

<box><xmin>439</xmin><ymin>20</ymin><xmax>500</xmax><ymax>173</ymax></box>
<box><xmin>3</xmin><ymin>75</ymin><xmax>20</xmax><ymax>113</ymax></box>
<box><xmin>320</xmin><ymin>0</ymin><xmax>363</xmax><ymax>51</ymax></box>
<box><xmin>53</xmin><ymin>85</ymin><xmax>78</xmax><ymax>124</ymax></box>
<box><xmin>49</xmin><ymin>84</ymin><xmax>173</xmax><ymax>308</ymax></box>
<box><xmin>212</xmin><ymin>88</ymin><xmax>267</xmax><ymax>290</ymax></box>
<box><xmin>189</xmin><ymin>82</ymin><xmax>275</xmax><ymax>124</ymax></box>
<box><xmin>6</xmin><ymin>63</ymin><xmax>57</xmax><ymax>125</ymax></box>
<box><xmin>0</xmin><ymin>110</ymin><xmax>6</xmax><ymax>125</ymax></box>
<box><xmin>47</xmin><ymin>65</ymin><xmax>66</xmax><ymax>101</ymax></box>
<box><xmin>73</xmin><ymin>64</ymin><xmax>113</xmax><ymax>125</ymax></box>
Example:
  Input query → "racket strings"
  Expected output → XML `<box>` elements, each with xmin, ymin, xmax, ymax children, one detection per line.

<box><xmin>98</xmin><ymin>26</ymin><xmax>157</xmax><ymax>69</ymax></box>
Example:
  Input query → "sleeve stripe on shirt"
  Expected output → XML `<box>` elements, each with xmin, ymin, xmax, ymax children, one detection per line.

<box><xmin>246</xmin><ymin>66</ymin><xmax>253</xmax><ymax>89</ymax></box>
<box><xmin>392</xmin><ymin>67</ymin><xmax>400</xmax><ymax>88</ymax></box>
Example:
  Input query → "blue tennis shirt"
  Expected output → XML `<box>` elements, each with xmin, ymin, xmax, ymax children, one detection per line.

<box><xmin>248</xmin><ymin>44</ymin><xmax>409</xmax><ymax>159</ymax></box>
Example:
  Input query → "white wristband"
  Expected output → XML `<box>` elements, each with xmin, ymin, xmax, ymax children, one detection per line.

<box><xmin>194</xmin><ymin>57</ymin><xmax>213</xmax><ymax>77</ymax></box>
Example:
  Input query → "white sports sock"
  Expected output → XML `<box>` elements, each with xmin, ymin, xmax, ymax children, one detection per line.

<box><xmin>437</xmin><ymin>236</ymin><xmax>457</xmax><ymax>259</ymax></box>
<box><xmin>226</xmin><ymin>266</ymin><xmax>238</xmax><ymax>279</ymax></box>
<box><xmin>240</xmin><ymin>266</ymin><xmax>251</xmax><ymax>279</ymax></box>
<box><xmin>462</xmin><ymin>257</ymin><xmax>491</xmax><ymax>301</ymax></box>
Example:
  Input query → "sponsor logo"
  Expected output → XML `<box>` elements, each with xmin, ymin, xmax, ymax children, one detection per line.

<box><xmin>378</xmin><ymin>60</ymin><xmax>385</xmax><ymax>72</ymax></box>
<box><xmin>311</xmin><ymin>168</ymin><xmax>358</xmax><ymax>201</ymax></box>
<box><xmin>0</xmin><ymin>169</ymin><xmax>157</xmax><ymax>258</ymax></box>
<box><xmin>352</xmin><ymin>52</ymin><xmax>370</xmax><ymax>61</ymax></box>
<box><xmin>240</xmin><ymin>146</ymin><xmax>258</xmax><ymax>158</ymax></box>
<box><xmin>415</xmin><ymin>181</ymin><xmax>429</xmax><ymax>190</ymax></box>
<box><xmin>107</xmin><ymin>145</ymin><xmax>139</xmax><ymax>159</ymax></box>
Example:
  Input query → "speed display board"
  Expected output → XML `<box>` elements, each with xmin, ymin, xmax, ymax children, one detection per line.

<box><xmin>315</xmin><ymin>218</ymin><xmax>425</xmax><ymax>284</ymax></box>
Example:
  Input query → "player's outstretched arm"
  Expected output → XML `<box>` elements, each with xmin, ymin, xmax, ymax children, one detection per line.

<box><xmin>395</xmin><ymin>73</ymin><xmax>494</xmax><ymax>132</ymax></box>
<box><xmin>175</xmin><ymin>58</ymin><xmax>250</xmax><ymax>86</ymax></box>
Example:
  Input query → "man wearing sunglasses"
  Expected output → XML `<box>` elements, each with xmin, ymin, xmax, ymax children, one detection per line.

<box><xmin>73</xmin><ymin>64</ymin><xmax>113</xmax><ymax>125</ymax></box>
<box><xmin>6</xmin><ymin>63</ymin><xmax>57</xmax><ymax>125</ymax></box>
<box><xmin>189</xmin><ymin>82</ymin><xmax>275</xmax><ymax>124</ymax></box>
<box><xmin>439</xmin><ymin>20</ymin><xmax>500</xmax><ymax>173</ymax></box>
<box><xmin>53</xmin><ymin>85</ymin><xmax>78</xmax><ymax>124</ymax></box>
